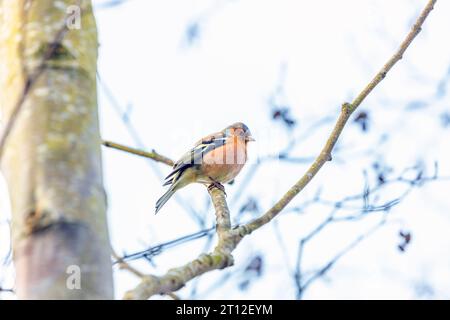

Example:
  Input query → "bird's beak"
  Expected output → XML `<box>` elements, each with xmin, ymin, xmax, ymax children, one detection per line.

<box><xmin>246</xmin><ymin>135</ymin><xmax>255</xmax><ymax>142</ymax></box>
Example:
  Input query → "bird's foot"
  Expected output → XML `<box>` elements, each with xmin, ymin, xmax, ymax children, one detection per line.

<box><xmin>208</xmin><ymin>181</ymin><xmax>227</xmax><ymax>196</ymax></box>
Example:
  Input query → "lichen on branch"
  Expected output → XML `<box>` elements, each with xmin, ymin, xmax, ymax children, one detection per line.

<box><xmin>104</xmin><ymin>0</ymin><xmax>437</xmax><ymax>300</ymax></box>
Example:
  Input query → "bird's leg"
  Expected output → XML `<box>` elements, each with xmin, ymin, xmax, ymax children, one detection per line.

<box><xmin>207</xmin><ymin>179</ymin><xmax>227</xmax><ymax>196</ymax></box>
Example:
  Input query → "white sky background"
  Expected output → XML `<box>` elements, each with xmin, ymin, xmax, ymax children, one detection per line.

<box><xmin>1</xmin><ymin>0</ymin><xmax>450</xmax><ymax>299</ymax></box>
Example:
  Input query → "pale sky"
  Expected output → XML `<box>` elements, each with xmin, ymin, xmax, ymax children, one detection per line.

<box><xmin>1</xmin><ymin>0</ymin><xmax>450</xmax><ymax>299</ymax></box>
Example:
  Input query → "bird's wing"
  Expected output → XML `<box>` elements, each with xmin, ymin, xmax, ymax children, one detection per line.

<box><xmin>162</xmin><ymin>132</ymin><xmax>227</xmax><ymax>186</ymax></box>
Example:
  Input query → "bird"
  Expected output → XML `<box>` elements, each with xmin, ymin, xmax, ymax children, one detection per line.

<box><xmin>155</xmin><ymin>122</ymin><xmax>255</xmax><ymax>213</ymax></box>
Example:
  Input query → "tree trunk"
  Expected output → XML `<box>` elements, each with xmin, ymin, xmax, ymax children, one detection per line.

<box><xmin>0</xmin><ymin>0</ymin><xmax>113</xmax><ymax>299</ymax></box>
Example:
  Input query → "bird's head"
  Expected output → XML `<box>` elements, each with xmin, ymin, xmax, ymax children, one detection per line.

<box><xmin>225</xmin><ymin>122</ymin><xmax>255</xmax><ymax>142</ymax></box>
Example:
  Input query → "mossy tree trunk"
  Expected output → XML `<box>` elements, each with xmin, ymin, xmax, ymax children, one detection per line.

<box><xmin>0</xmin><ymin>0</ymin><xmax>113</xmax><ymax>299</ymax></box>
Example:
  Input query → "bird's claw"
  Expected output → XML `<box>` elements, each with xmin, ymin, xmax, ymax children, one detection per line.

<box><xmin>208</xmin><ymin>181</ymin><xmax>227</xmax><ymax>196</ymax></box>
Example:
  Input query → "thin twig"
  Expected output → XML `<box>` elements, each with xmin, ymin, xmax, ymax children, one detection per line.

<box><xmin>123</xmin><ymin>186</ymin><xmax>237</xmax><ymax>299</ymax></box>
<box><xmin>97</xmin><ymin>79</ymin><xmax>206</xmax><ymax>224</ymax></box>
<box><xmin>102</xmin><ymin>140</ymin><xmax>174</xmax><ymax>166</ymax></box>
<box><xmin>122</xmin><ymin>0</ymin><xmax>437</xmax><ymax>299</ymax></box>
<box><xmin>299</xmin><ymin>216</ymin><xmax>387</xmax><ymax>294</ymax></box>
<box><xmin>238</xmin><ymin>0</ymin><xmax>437</xmax><ymax>235</ymax></box>
<box><xmin>112</xmin><ymin>250</ymin><xmax>145</xmax><ymax>278</ymax></box>
<box><xmin>118</xmin><ymin>226</ymin><xmax>215</xmax><ymax>263</ymax></box>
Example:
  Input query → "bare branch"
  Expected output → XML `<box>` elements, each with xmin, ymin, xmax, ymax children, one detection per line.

<box><xmin>298</xmin><ymin>216</ymin><xmax>387</xmax><ymax>297</ymax></box>
<box><xmin>209</xmin><ymin>187</ymin><xmax>231</xmax><ymax>237</ymax></box>
<box><xmin>124</xmin><ymin>186</ymin><xmax>242</xmax><ymax>299</ymax></box>
<box><xmin>102</xmin><ymin>140</ymin><xmax>174</xmax><ymax>166</ymax></box>
<box><xmin>118</xmin><ymin>227</ymin><xmax>216</xmax><ymax>263</ymax></box>
<box><xmin>112</xmin><ymin>250</ymin><xmax>145</xmax><ymax>278</ymax></box>
<box><xmin>121</xmin><ymin>0</ymin><xmax>437</xmax><ymax>299</ymax></box>
<box><xmin>351</xmin><ymin>0</ymin><xmax>437</xmax><ymax>110</ymax></box>
<box><xmin>238</xmin><ymin>0</ymin><xmax>437</xmax><ymax>235</ymax></box>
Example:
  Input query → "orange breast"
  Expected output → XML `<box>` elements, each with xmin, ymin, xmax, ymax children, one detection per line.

<box><xmin>200</xmin><ymin>137</ymin><xmax>247</xmax><ymax>183</ymax></box>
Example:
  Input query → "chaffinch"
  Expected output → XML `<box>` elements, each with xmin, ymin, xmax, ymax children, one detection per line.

<box><xmin>155</xmin><ymin>122</ymin><xmax>255</xmax><ymax>213</ymax></box>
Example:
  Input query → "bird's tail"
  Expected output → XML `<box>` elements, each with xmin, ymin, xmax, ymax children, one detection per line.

<box><xmin>155</xmin><ymin>186</ymin><xmax>176</xmax><ymax>214</ymax></box>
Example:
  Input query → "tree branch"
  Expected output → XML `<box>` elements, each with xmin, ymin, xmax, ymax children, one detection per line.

<box><xmin>112</xmin><ymin>250</ymin><xmax>145</xmax><ymax>278</ymax></box>
<box><xmin>238</xmin><ymin>0</ymin><xmax>437</xmax><ymax>235</ymax></box>
<box><xmin>123</xmin><ymin>186</ymin><xmax>244</xmax><ymax>299</ymax></box>
<box><xmin>209</xmin><ymin>187</ymin><xmax>231</xmax><ymax>238</ymax></box>
<box><xmin>102</xmin><ymin>140</ymin><xmax>174</xmax><ymax>166</ymax></box>
<box><xmin>117</xmin><ymin>0</ymin><xmax>437</xmax><ymax>299</ymax></box>
<box><xmin>0</xmin><ymin>287</ymin><xmax>14</xmax><ymax>293</ymax></box>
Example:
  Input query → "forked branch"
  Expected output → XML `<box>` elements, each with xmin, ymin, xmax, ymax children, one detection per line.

<box><xmin>104</xmin><ymin>0</ymin><xmax>437</xmax><ymax>299</ymax></box>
